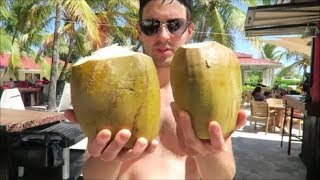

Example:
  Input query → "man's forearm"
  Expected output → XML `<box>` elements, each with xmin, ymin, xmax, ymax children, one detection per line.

<box><xmin>194</xmin><ymin>138</ymin><xmax>236</xmax><ymax>180</ymax></box>
<box><xmin>82</xmin><ymin>156</ymin><xmax>122</xmax><ymax>180</ymax></box>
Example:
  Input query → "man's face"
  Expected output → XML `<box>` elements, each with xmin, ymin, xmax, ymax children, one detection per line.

<box><xmin>137</xmin><ymin>0</ymin><xmax>194</xmax><ymax>67</ymax></box>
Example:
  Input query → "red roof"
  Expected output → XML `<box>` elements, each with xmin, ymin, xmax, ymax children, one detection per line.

<box><xmin>0</xmin><ymin>54</ymin><xmax>66</xmax><ymax>70</ymax></box>
<box><xmin>235</xmin><ymin>52</ymin><xmax>282</xmax><ymax>66</ymax></box>
<box><xmin>235</xmin><ymin>52</ymin><xmax>252</xmax><ymax>58</ymax></box>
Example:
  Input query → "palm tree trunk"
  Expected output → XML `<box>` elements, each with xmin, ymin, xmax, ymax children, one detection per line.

<box><xmin>58</xmin><ymin>38</ymin><xmax>73</xmax><ymax>80</ymax></box>
<box><xmin>48</xmin><ymin>0</ymin><xmax>62</xmax><ymax>111</ymax></box>
<box><xmin>11</xmin><ymin>30</ymin><xmax>17</xmax><ymax>44</ymax></box>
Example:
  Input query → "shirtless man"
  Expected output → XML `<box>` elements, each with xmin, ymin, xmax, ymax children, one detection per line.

<box><xmin>65</xmin><ymin>0</ymin><xmax>247</xmax><ymax>179</ymax></box>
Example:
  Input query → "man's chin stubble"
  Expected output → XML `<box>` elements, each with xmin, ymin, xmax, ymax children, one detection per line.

<box><xmin>154</xmin><ymin>60</ymin><xmax>172</xmax><ymax>68</ymax></box>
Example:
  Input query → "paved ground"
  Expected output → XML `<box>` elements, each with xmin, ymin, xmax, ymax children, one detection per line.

<box><xmin>70</xmin><ymin>106</ymin><xmax>307</xmax><ymax>180</ymax></box>
<box><xmin>232</xmin><ymin>107</ymin><xmax>306</xmax><ymax>180</ymax></box>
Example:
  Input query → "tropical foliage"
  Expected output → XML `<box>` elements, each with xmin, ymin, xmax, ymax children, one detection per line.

<box><xmin>191</xmin><ymin>0</ymin><xmax>257</xmax><ymax>48</ymax></box>
<box><xmin>261</xmin><ymin>43</ymin><xmax>285</xmax><ymax>61</ymax></box>
<box><xmin>0</xmin><ymin>0</ymin><xmax>53</xmax><ymax>78</ymax></box>
<box><xmin>278</xmin><ymin>51</ymin><xmax>311</xmax><ymax>79</ymax></box>
<box><xmin>244</xmin><ymin>71</ymin><xmax>263</xmax><ymax>86</ymax></box>
<box><xmin>252</xmin><ymin>42</ymin><xmax>310</xmax><ymax>87</ymax></box>
<box><xmin>0</xmin><ymin>0</ymin><xmax>310</xmax><ymax>111</ymax></box>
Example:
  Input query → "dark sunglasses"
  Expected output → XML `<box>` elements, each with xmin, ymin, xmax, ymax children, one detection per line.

<box><xmin>139</xmin><ymin>18</ymin><xmax>190</xmax><ymax>36</ymax></box>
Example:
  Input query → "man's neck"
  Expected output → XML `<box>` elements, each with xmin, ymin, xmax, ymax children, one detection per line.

<box><xmin>157</xmin><ymin>66</ymin><xmax>171</xmax><ymax>88</ymax></box>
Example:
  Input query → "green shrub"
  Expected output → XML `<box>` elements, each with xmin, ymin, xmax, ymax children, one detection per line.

<box><xmin>274</xmin><ymin>79</ymin><xmax>302</xmax><ymax>86</ymax></box>
<box><xmin>245</xmin><ymin>71</ymin><xmax>262</xmax><ymax>86</ymax></box>
<box><xmin>242</xmin><ymin>85</ymin><xmax>255</xmax><ymax>93</ymax></box>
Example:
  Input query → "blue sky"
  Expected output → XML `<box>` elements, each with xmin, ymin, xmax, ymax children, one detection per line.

<box><xmin>233</xmin><ymin>32</ymin><xmax>307</xmax><ymax>75</ymax></box>
<box><xmin>233</xmin><ymin>33</ymin><xmax>290</xmax><ymax>65</ymax></box>
<box><xmin>232</xmin><ymin>2</ymin><xmax>298</xmax><ymax>68</ymax></box>
<box><xmin>234</xmin><ymin>33</ymin><xmax>260</xmax><ymax>58</ymax></box>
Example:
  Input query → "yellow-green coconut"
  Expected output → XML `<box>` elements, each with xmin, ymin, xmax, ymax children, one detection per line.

<box><xmin>171</xmin><ymin>41</ymin><xmax>242</xmax><ymax>139</ymax></box>
<box><xmin>71</xmin><ymin>44</ymin><xmax>160</xmax><ymax>148</ymax></box>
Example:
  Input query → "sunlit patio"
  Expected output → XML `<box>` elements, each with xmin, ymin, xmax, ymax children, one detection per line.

<box><xmin>232</xmin><ymin>105</ymin><xmax>306</xmax><ymax>179</ymax></box>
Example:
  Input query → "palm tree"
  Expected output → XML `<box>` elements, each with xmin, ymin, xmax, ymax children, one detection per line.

<box><xmin>54</xmin><ymin>0</ymin><xmax>139</xmax><ymax>81</ymax></box>
<box><xmin>191</xmin><ymin>0</ymin><xmax>260</xmax><ymax>49</ymax></box>
<box><xmin>87</xmin><ymin>0</ymin><xmax>139</xmax><ymax>49</ymax></box>
<box><xmin>45</xmin><ymin>0</ymin><xmax>102</xmax><ymax>111</ymax></box>
<box><xmin>0</xmin><ymin>0</ymin><xmax>52</xmax><ymax>79</ymax></box>
<box><xmin>261</xmin><ymin>43</ymin><xmax>286</xmax><ymax>61</ymax></box>
<box><xmin>47</xmin><ymin>0</ymin><xmax>62</xmax><ymax>111</ymax></box>
<box><xmin>33</xmin><ymin>0</ymin><xmax>139</xmax><ymax>111</ymax></box>
<box><xmin>278</xmin><ymin>51</ymin><xmax>311</xmax><ymax>79</ymax></box>
<box><xmin>1</xmin><ymin>0</ymin><xmax>102</xmax><ymax>110</ymax></box>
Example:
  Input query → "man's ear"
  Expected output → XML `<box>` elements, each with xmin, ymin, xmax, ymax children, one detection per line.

<box><xmin>136</xmin><ymin>22</ymin><xmax>142</xmax><ymax>39</ymax></box>
<box><xmin>187</xmin><ymin>22</ymin><xmax>195</xmax><ymax>42</ymax></box>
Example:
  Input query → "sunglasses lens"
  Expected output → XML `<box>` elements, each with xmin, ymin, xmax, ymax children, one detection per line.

<box><xmin>140</xmin><ymin>18</ymin><xmax>188</xmax><ymax>36</ymax></box>
<box><xmin>140</xmin><ymin>19</ymin><xmax>160</xmax><ymax>36</ymax></box>
<box><xmin>167</xmin><ymin>19</ymin><xmax>188</xmax><ymax>35</ymax></box>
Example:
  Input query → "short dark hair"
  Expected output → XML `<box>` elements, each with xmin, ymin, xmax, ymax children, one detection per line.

<box><xmin>139</xmin><ymin>0</ymin><xmax>192</xmax><ymax>21</ymax></box>
<box><xmin>264</xmin><ymin>91</ymin><xmax>271</xmax><ymax>97</ymax></box>
<box><xmin>254</xmin><ymin>86</ymin><xmax>262</xmax><ymax>93</ymax></box>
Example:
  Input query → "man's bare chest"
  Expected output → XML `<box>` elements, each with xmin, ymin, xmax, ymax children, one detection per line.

<box><xmin>119</xmin><ymin>143</ymin><xmax>186</xmax><ymax>179</ymax></box>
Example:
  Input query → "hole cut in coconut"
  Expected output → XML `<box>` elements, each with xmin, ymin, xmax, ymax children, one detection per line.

<box><xmin>181</xmin><ymin>41</ymin><xmax>213</xmax><ymax>49</ymax></box>
<box><xmin>73</xmin><ymin>44</ymin><xmax>136</xmax><ymax>66</ymax></box>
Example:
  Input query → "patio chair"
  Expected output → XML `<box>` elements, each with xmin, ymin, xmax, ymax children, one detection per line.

<box><xmin>241</xmin><ymin>91</ymin><xmax>254</xmax><ymax>108</ymax></box>
<box><xmin>249</xmin><ymin>101</ymin><xmax>273</xmax><ymax>134</ymax></box>
<box><xmin>30</xmin><ymin>83</ymin><xmax>72</xmax><ymax>112</ymax></box>
<box><xmin>281</xmin><ymin>105</ymin><xmax>304</xmax><ymax>155</ymax></box>
<box><xmin>0</xmin><ymin>88</ymin><xmax>25</xmax><ymax>110</ymax></box>
<box><xmin>0</xmin><ymin>88</ymin><xmax>51</xmax><ymax>112</ymax></box>
<box><xmin>57</xmin><ymin>83</ymin><xmax>72</xmax><ymax>112</ymax></box>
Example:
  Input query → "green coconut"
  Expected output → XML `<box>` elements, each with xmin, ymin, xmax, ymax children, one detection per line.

<box><xmin>71</xmin><ymin>44</ymin><xmax>160</xmax><ymax>148</ymax></box>
<box><xmin>170</xmin><ymin>41</ymin><xmax>242</xmax><ymax>139</ymax></box>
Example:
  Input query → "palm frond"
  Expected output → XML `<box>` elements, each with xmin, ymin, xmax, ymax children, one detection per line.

<box><xmin>0</xmin><ymin>0</ymin><xmax>10</xmax><ymax>21</ymax></box>
<box><xmin>64</xmin><ymin>0</ymin><xmax>100</xmax><ymax>43</ymax></box>
<box><xmin>0</xmin><ymin>29</ymin><xmax>12</xmax><ymax>54</ymax></box>
<box><xmin>209</xmin><ymin>5</ymin><xmax>227</xmax><ymax>45</ymax></box>
<box><xmin>277</xmin><ymin>62</ymin><xmax>301</xmax><ymax>77</ymax></box>
<box><xmin>8</xmin><ymin>42</ymin><xmax>21</xmax><ymax>78</ymax></box>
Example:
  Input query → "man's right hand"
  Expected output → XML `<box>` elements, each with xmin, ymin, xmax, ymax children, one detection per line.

<box><xmin>63</xmin><ymin>109</ymin><xmax>158</xmax><ymax>162</ymax></box>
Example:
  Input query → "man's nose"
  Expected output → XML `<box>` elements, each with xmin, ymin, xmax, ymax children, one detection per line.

<box><xmin>157</xmin><ymin>25</ymin><xmax>171</xmax><ymax>40</ymax></box>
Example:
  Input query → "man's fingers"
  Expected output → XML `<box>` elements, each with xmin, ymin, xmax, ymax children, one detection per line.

<box><xmin>145</xmin><ymin>139</ymin><xmax>159</xmax><ymax>153</ymax></box>
<box><xmin>121</xmin><ymin>137</ymin><xmax>148</xmax><ymax>159</ymax></box>
<box><xmin>100</xmin><ymin>129</ymin><xmax>131</xmax><ymax>161</ymax></box>
<box><xmin>236</xmin><ymin>110</ymin><xmax>247</xmax><ymax>129</ymax></box>
<box><xmin>170</xmin><ymin>102</ymin><xmax>180</xmax><ymax>123</ymax></box>
<box><xmin>179</xmin><ymin>112</ymin><xmax>206</xmax><ymax>155</ymax></box>
<box><xmin>87</xmin><ymin>129</ymin><xmax>112</xmax><ymax>157</ymax></box>
<box><xmin>179</xmin><ymin>111</ymin><xmax>198</xmax><ymax>142</ymax></box>
<box><xmin>208</xmin><ymin>121</ymin><xmax>225</xmax><ymax>152</ymax></box>
<box><xmin>130</xmin><ymin>137</ymin><xmax>148</xmax><ymax>155</ymax></box>
<box><xmin>118</xmin><ymin>139</ymin><xmax>158</xmax><ymax>161</ymax></box>
<box><xmin>64</xmin><ymin>109</ymin><xmax>77</xmax><ymax>123</ymax></box>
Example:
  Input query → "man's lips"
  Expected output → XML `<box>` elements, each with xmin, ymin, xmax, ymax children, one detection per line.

<box><xmin>155</xmin><ymin>47</ymin><xmax>172</xmax><ymax>53</ymax></box>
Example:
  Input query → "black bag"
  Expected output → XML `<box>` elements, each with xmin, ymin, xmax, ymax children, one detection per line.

<box><xmin>10</xmin><ymin>132</ymin><xmax>64</xmax><ymax>168</ymax></box>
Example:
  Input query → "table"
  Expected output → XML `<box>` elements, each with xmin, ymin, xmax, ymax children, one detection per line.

<box><xmin>0</xmin><ymin>108</ymin><xmax>66</xmax><ymax>180</ymax></box>
<box><xmin>18</xmin><ymin>87</ymin><xmax>41</xmax><ymax>106</ymax></box>
<box><xmin>265</xmin><ymin>98</ymin><xmax>285</xmax><ymax>132</ymax></box>
<box><xmin>268</xmin><ymin>104</ymin><xmax>285</xmax><ymax>109</ymax></box>
<box><xmin>0</xmin><ymin>108</ymin><xmax>65</xmax><ymax>133</ymax></box>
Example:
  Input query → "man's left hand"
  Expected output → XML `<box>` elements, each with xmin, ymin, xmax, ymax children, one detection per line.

<box><xmin>171</xmin><ymin>102</ymin><xmax>247</xmax><ymax>157</ymax></box>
